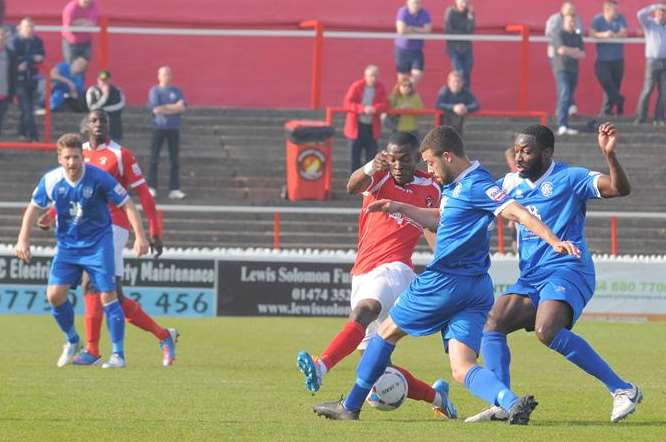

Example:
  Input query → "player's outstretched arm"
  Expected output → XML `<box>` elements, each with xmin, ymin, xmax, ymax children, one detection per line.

<box><xmin>122</xmin><ymin>200</ymin><xmax>149</xmax><ymax>257</ymax></box>
<box><xmin>500</xmin><ymin>201</ymin><xmax>581</xmax><ymax>257</ymax></box>
<box><xmin>15</xmin><ymin>204</ymin><xmax>40</xmax><ymax>263</ymax></box>
<box><xmin>596</xmin><ymin>122</ymin><xmax>631</xmax><ymax>198</ymax></box>
<box><xmin>367</xmin><ymin>199</ymin><xmax>440</xmax><ymax>231</ymax></box>
<box><xmin>346</xmin><ymin>151</ymin><xmax>391</xmax><ymax>194</ymax></box>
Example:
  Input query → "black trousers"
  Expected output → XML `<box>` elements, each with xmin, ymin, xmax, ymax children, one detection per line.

<box><xmin>148</xmin><ymin>128</ymin><xmax>181</xmax><ymax>191</ymax></box>
<box><xmin>348</xmin><ymin>122</ymin><xmax>378</xmax><ymax>173</ymax></box>
<box><xmin>635</xmin><ymin>58</ymin><xmax>666</xmax><ymax>122</ymax></box>
<box><xmin>595</xmin><ymin>59</ymin><xmax>624</xmax><ymax>115</ymax></box>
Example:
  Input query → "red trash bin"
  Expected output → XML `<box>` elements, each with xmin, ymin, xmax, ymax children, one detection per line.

<box><xmin>284</xmin><ymin>120</ymin><xmax>335</xmax><ymax>201</ymax></box>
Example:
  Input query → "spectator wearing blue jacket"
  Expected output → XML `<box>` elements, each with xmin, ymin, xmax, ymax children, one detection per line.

<box><xmin>435</xmin><ymin>70</ymin><xmax>479</xmax><ymax>136</ymax></box>
<box><xmin>49</xmin><ymin>56</ymin><xmax>87</xmax><ymax>111</ymax></box>
<box><xmin>147</xmin><ymin>66</ymin><xmax>187</xmax><ymax>200</ymax></box>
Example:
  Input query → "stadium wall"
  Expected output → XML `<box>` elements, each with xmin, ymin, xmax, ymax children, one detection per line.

<box><xmin>1</xmin><ymin>248</ymin><xmax>665</xmax><ymax>320</ymax></box>
<box><xmin>11</xmin><ymin>1</ymin><xmax>653</xmax><ymax>114</ymax></box>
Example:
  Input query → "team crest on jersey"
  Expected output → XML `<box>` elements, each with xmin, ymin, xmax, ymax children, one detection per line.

<box><xmin>452</xmin><ymin>183</ymin><xmax>462</xmax><ymax>197</ymax></box>
<box><xmin>540</xmin><ymin>181</ymin><xmax>554</xmax><ymax>197</ymax></box>
<box><xmin>485</xmin><ymin>186</ymin><xmax>507</xmax><ymax>202</ymax></box>
<box><xmin>425</xmin><ymin>196</ymin><xmax>434</xmax><ymax>208</ymax></box>
<box><xmin>297</xmin><ymin>148</ymin><xmax>325</xmax><ymax>181</ymax></box>
<box><xmin>132</xmin><ymin>163</ymin><xmax>143</xmax><ymax>176</ymax></box>
<box><xmin>82</xmin><ymin>186</ymin><xmax>93</xmax><ymax>199</ymax></box>
<box><xmin>58</xmin><ymin>186</ymin><xmax>66</xmax><ymax>195</ymax></box>
<box><xmin>99</xmin><ymin>156</ymin><xmax>108</xmax><ymax>165</ymax></box>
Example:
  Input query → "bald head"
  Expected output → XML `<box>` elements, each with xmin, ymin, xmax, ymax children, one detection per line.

<box><xmin>158</xmin><ymin>66</ymin><xmax>172</xmax><ymax>87</ymax></box>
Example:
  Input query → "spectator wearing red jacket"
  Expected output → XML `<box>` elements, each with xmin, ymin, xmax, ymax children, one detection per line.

<box><xmin>343</xmin><ymin>65</ymin><xmax>389</xmax><ymax>173</ymax></box>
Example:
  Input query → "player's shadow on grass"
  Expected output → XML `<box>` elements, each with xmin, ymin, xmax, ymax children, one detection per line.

<box><xmin>536</xmin><ymin>420</ymin><xmax>666</xmax><ymax>427</ymax></box>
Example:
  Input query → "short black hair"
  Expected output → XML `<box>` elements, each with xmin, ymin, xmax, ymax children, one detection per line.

<box><xmin>387</xmin><ymin>131</ymin><xmax>418</xmax><ymax>152</ymax></box>
<box><xmin>420</xmin><ymin>126</ymin><xmax>464</xmax><ymax>157</ymax></box>
<box><xmin>519</xmin><ymin>125</ymin><xmax>555</xmax><ymax>151</ymax></box>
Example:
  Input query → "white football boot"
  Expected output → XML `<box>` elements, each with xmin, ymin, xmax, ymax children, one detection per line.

<box><xmin>611</xmin><ymin>383</ymin><xmax>643</xmax><ymax>423</ymax></box>
<box><xmin>464</xmin><ymin>405</ymin><xmax>509</xmax><ymax>423</ymax></box>
<box><xmin>56</xmin><ymin>340</ymin><xmax>82</xmax><ymax>367</ymax></box>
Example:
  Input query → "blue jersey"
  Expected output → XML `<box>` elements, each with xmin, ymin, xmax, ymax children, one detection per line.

<box><xmin>31</xmin><ymin>164</ymin><xmax>130</xmax><ymax>249</ymax></box>
<box><xmin>498</xmin><ymin>161</ymin><xmax>600</xmax><ymax>279</ymax></box>
<box><xmin>428</xmin><ymin>161</ymin><xmax>514</xmax><ymax>276</ymax></box>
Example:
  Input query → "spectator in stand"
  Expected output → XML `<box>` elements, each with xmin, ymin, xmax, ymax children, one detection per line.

<box><xmin>11</xmin><ymin>17</ymin><xmax>44</xmax><ymax>142</ymax></box>
<box><xmin>546</xmin><ymin>2</ymin><xmax>583</xmax><ymax>116</ymax></box>
<box><xmin>86</xmin><ymin>70</ymin><xmax>125</xmax><ymax>140</ymax></box>
<box><xmin>590</xmin><ymin>0</ymin><xmax>627</xmax><ymax>116</ymax></box>
<box><xmin>444</xmin><ymin>0</ymin><xmax>475</xmax><ymax>88</ymax></box>
<box><xmin>343</xmin><ymin>64</ymin><xmax>389</xmax><ymax>174</ymax></box>
<box><xmin>635</xmin><ymin>3</ymin><xmax>666</xmax><ymax>126</ymax></box>
<box><xmin>147</xmin><ymin>66</ymin><xmax>187</xmax><ymax>200</ymax></box>
<box><xmin>50</xmin><ymin>56</ymin><xmax>87</xmax><ymax>112</ymax></box>
<box><xmin>552</xmin><ymin>13</ymin><xmax>585</xmax><ymax>136</ymax></box>
<box><xmin>434</xmin><ymin>70</ymin><xmax>479</xmax><ymax>136</ymax></box>
<box><xmin>395</xmin><ymin>0</ymin><xmax>432</xmax><ymax>85</ymax></box>
<box><xmin>62</xmin><ymin>0</ymin><xmax>99</xmax><ymax>63</ymax></box>
<box><xmin>388</xmin><ymin>78</ymin><xmax>423</xmax><ymax>138</ymax></box>
<box><xmin>0</xmin><ymin>29</ymin><xmax>16</xmax><ymax>136</ymax></box>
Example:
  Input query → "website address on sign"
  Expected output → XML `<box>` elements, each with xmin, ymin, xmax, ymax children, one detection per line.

<box><xmin>257</xmin><ymin>302</ymin><xmax>351</xmax><ymax>316</ymax></box>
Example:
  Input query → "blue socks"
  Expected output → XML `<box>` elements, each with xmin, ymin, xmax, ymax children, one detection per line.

<box><xmin>481</xmin><ymin>331</ymin><xmax>512</xmax><ymax>388</ymax></box>
<box><xmin>549</xmin><ymin>328</ymin><xmax>630</xmax><ymax>392</ymax></box>
<box><xmin>343</xmin><ymin>336</ymin><xmax>395</xmax><ymax>411</ymax></box>
<box><xmin>103</xmin><ymin>299</ymin><xmax>126</xmax><ymax>358</ymax></box>
<box><xmin>52</xmin><ymin>300</ymin><xmax>79</xmax><ymax>343</ymax></box>
<box><xmin>464</xmin><ymin>365</ymin><xmax>519</xmax><ymax>412</ymax></box>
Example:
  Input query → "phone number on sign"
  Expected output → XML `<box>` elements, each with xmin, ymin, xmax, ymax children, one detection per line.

<box><xmin>0</xmin><ymin>285</ymin><xmax>216</xmax><ymax>317</ymax></box>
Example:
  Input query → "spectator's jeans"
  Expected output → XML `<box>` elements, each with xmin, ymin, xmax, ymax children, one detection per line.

<box><xmin>447</xmin><ymin>47</ymin><xmax>473</xmax><ymax>88</ymax></box>
<box><xmin>16</xmin><ymin>82</ymin><xmax>39</xmax><ymax>140</ymax></box>
<box><xmin>148</xmin><ymin>128</ymin><xmax>181</xmax><ymax>191</ymax></box>
<box><xmin>595</xmin><ymin>59</ymin><xmax>624</xmax><ymax>115</ymax></box>
<box><xmin>0</xmin><ymin>97</ymin><xmax>10</xmax><ymax>135</ymax></box>
<box><xmin>348</xmin><ymin>123</ymin><xmax>377</xmax><ymax>173</ymax></box>
<box><xmin>440</xmin><ymin>110</ymin><xmax>465</xmax><ymax>137</ymax></box>
<box><xmin>62</xmin><ymin>39</ymin><xmax>91</xmax><ymax>63</ymax></box>
<box><xmin>556</xmin><ymin>70</ymin><xmax>578</xmax><ymax>128</ymax></box>
<box><xmin>549</xmin><ymin>57</ymin><xmax>576</xmax><ymax>107</ymax></box>
<box><xmin>635</xmin><ymin>58</ymin><xmax>666</xmax><ymax>122</ymax></box>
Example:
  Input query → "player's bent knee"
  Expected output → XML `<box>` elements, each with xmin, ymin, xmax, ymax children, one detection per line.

<box><xmin>350</xmin><ymin>299</ymin><xmax>381</xmax><ymax>327</ymax></box>
<box><xmin>377</xmin><ymin>318</ymin><xmax>406</xmax><ymax>344</ymax></box>
<box><xmin>99</xmin><ymin>291</ymin><xmax>118</xmax><ymax>305</ymax></box>
<box><xmin>534</xmin><ymin>325</ymin><xmax>559</xmax><ymax>346</ymax></box>
<box><xmin>46</xmin><ymin>285</ymin><xmax>69</xmax><ymax>306</ymax></box>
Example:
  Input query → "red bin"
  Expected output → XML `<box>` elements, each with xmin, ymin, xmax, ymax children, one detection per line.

<box><xmin>284</xmin><ymin>120</ymin><xmax>335</xmax><ymax>201</ymax></box>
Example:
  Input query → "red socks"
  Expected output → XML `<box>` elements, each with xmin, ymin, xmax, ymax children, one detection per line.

<box><xmin>319</xmin><ymin>321</ymin><xmax>366</xmax><ymax>370</ymax></box>
<box><xmin>393</xmin><ymin>365</ymin><xmax>436</xmax><ymax>403</ymax></box>
<box><xmin>121</xmin><ymin>298</ymin><xmax>170</xmax><ymax>341</ymax></box>
<box><xmin>84</xmin><ymin>294</ymin><xmax>103</xmax><ymax>356</ymax></box>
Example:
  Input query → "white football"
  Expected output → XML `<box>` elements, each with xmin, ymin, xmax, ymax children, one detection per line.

<box><xmin>365</xmin><ymin>366</ymin><xmax>408</xmax><ymax>411</ymax></box>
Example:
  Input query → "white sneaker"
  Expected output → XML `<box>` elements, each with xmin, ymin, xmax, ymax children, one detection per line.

<box><xmin>557</xmin><ymin>126</ymin><xmax>578</xmax><ymax>136</ymax></box>
<box><xmin>568</xmin><ymin>104</ymin><xmax>578</xmax><ymax>116</ymax></box>
<box><xmin>464</xmin><ymin>405</ymin><xmax>509</xmax><ymax>423</ymax></box>
<box><xmin>168</xmin><ymin>189</ymin><xmax>186</xmax><ymax>200</ymax></box>
<box><xmin>148</xmin><ymin>187</ymin><xmax>157</xmax><ymax>198</ymax></box>
<box><xmin>611</xmin><ymin>384</ymin><xmax>642</xmax><ymax>423</ymax></box>
<box><xmin>56</xmin><ymin>340</ymin><xmax>82</xmax><ymax>368</ymax></box>
<box><xmin>102</xmin><ymin>353</ymin><xmax>126</xmax><ymax>369</ymax></box>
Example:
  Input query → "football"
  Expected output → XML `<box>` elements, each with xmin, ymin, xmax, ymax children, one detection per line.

<box><xmin>365</xmin><ymin>366</ymin><xmax>408</xmax><ymax>411</ymax></box>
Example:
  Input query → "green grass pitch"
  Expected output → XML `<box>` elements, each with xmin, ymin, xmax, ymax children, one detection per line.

<box><xmin>0</xmin><ymin>316</ymin><xmax>664</xmax><ymax>441</ymax></box>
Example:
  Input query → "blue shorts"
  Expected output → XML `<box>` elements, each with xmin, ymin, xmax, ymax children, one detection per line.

<box><xmin>394</xmin><ymin>47</ymin><xmax>424</xmax><ymax>73</ymax></box>
<box><xmin>504</xmin><ymin>268</ymin><xmax>595</xmax><ymax>324</ymax></box>
<box><xmin>49</xmin><ymin>233</ymin><xmax>117</xmax><ymax>293</ymax></box>
<box><xmin>390</xmin><ymin>270</ymin><xmax>494</xmax><ymax>354</ymax></box>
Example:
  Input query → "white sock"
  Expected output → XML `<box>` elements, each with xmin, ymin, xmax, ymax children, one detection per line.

<box><xmin>317</xmin><ymin>360</ymin><xmax>328</xmax><ymax>376</ymax></box>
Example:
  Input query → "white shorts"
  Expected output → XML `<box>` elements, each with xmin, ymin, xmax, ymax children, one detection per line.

<box><xmin>112</xmin><ymin>225</ymin><xmax>130</xmax><ymax>278</ymax></box>
<box><xmin>351</xmin><ymin>261</ymin><xmax>416</xmax><ymax>350</ymax></box>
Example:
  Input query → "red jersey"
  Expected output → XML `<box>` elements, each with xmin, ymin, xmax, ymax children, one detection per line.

<box><xmin>351</xmin><ymin>170</ymin><xmax>441</xmax><ymax>275</ymax></box>
<box><xmin>83</xmin><ymin>141</ymin><xmax>146</xmax><ymax>231</ymax></box>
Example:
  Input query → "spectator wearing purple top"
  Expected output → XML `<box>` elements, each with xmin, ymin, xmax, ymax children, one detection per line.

<box><xmin>61</xmin><ymin>0</ymin><xmax>99</xmax><ymax>63</ymax></box>
<box><xmin>395</xmin><ymin>0</ymin><xmax>432</xmax><ymax>85</ymax></box>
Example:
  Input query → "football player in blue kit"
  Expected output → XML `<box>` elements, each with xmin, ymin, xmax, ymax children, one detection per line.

<box><xmin>15</xmin><ymin>133</ymin><xmax>149</xmax><ymax>368</ymax></box>
<box><xmin>466</xmin><ymin>122</ymin><xmax>641</xmax><ymax>424</ymax></box>
<box><xmin>312</xmin><ymin>126</ymin><xmax>580</xmax><ymax>424</ymax></box>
